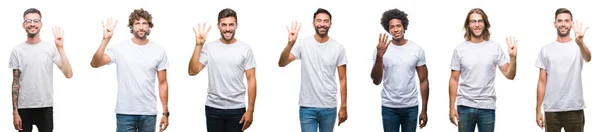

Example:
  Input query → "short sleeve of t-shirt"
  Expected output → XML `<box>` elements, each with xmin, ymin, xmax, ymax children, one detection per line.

<box><xmin>106</xmin><ymin>46</ymin><xmax>117</xmax><ymax>65</ymax></box>
<box><xmin>157</xmin><ymin>49</ymin><xmax>169</xmax><ymax>71</ymax></box>
<box><xmin>52</xmin><ymin>47</ymin><xmax>61</xmax><ymax>63</ymax></box>
<box><xmin>417</xmin><ymin>47</ymin><xmax>426</xmax><ymax>66</ymax></box>
<box><xmin>244</xmin><ymin>47</ymin><xmax>257</xmax><ymax>70</ymax></box>
<box><xmin>535</xmin><ymin>48</ymin><xmax>546</xmax><ymax>69</ymax></box>
<box><xmin>199</xmin><ymin>46</ymin><xmax>209</xmax><ymax>65</ymax></box>
<box><xmin>9</xmin><ymin>49</ymin><xmax>19</xmax><ymax>69</ymax></box>
<box><xmin>337</xmin><ymin>46</ymin><xmax>348</xmax><ymax>66</ymax></box>
<box><xmin>291</xmin><ymin>40</ymin><xmax>302</xmax><ymax>60</ymax></box>
<box><xmin>450</xmin><ymin>48</ymin><xmax>461</xmax><ymax>71</ymax></box>
<box><xmin>495</xmin><ymin>45</ymin><xmax>509</xmax><ymax>67</ymax></box>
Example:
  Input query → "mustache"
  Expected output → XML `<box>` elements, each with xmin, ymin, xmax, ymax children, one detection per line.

<box><xmin>222</xmin><ymin>31</ymin><xmax>233</xmax><ymax>33</ymax></box>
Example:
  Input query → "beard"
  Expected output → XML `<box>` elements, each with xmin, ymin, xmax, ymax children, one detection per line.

<box><xmin>557</xmin><ymin>27</ymin><xmax>571</xmax><ymax>37</ymax></box>
<box><xmin>26</xmin><ymin>27</ymin><xmax>39</xmax><ymax>38</ymax></box>
<box><xmin>220</xmin><ymin>31</ymin><xmax>236</xmax><ymax>41</ymax></box>
<box><xmin>133</xmin><ymin>30</ymin><xmax>150</xmax><ymax>39</ymax></box>
<box><xmin>314</xmin><ymin>26</ymin><xmax>329</xmax><ymax>37</ymax></box>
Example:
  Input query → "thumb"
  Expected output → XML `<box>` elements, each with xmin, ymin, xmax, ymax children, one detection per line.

<box><xmin>239</xmin><ymin>116</ymin><xmax>245</xmax><ymax>124</ymax></box>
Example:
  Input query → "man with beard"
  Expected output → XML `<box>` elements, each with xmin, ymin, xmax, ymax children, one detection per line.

<box><xmin>187</xmin><ymin>8</ymin><xmax>257</xmax><ymax>132</ymax></box>
<box><xmin>448</xmin><ymin>8</ymin><xmax>517</xmax><ymax>132</ymax></box>
<box><xmin>10</xmin><ymin>8</ymin><xmax>73</xmax><ymax>132</ymax></box>
<box><xmin>370</xmin><ymin>8</ymin><xmax>429</xmax><ymax>132</ymax></box>
<box><xmin>535</xmin><ymin>8</ymin><xmax>591</xmax><ymax>132</ymax></box>
<box><xmin>278</xmin><ymin>8</ymin><xmax>348</xmax><ymax>132</ymax></box>
<box><xmin>90</xmin><ymin>8</ymin><xmax>170</xmax><ymax>132</ymax></box>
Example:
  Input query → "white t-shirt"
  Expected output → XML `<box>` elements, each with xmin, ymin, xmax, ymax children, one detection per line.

<box><xmin>291</xmin><ymin>36</ymin><xmax>347</xmax><ymax>108</ymax></box>
<box><xmin>372</xmin><ymin>40</ymin><xmax>426</xmax><ymax>108</ymax></box>
<box><xmin>9</xmin><ymin>41</ymin><xmax>60</xmax><ymax>109</ymax></box>
<box><xmin>200</xmin><ymin>40</ymin><xmax>256</xmax><ymax>109</ymax></box>
<box><xmin>450</xmin><ymin>40</ymin><xmax>508</xmax><ymax>110</ymax></box>
<box><xmin>535</xmin><ymin>40</ymin><xmax>587</xmax><ymax>112</ymax></box>
<box><xmin>106</xmin><ymin>40</ymin><xmax>169</xmax><ymax>115</ymax></box>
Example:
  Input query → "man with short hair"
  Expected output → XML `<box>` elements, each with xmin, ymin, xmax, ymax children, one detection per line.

<box><xmin>535</xmin><ymin>8</ymin><xmax>591</xmax><ymax>132</ymax></box>
<box><xmin>448</xmin><ymin>8</ymin><xmax>518</xmax><ymax>132</ymax></box>
<box><xmin>371</xmin><ymin>8</ymin><xmax>429</xmax><ymax>132</ymax></box>
<box><xmin>90</xmin><ymin>8</ymin><xmax>170</xmax><ymax>132</ymax></box>
<box><xmin>10</xmin><ymin>7</ymin><xmax>73</xmax><ymax>132</ymax></box>
<box><xmin>278</xmin><ymin>8</ymin><xmax>348</xmax><ymax>132</ymax></box>
<box><xmin>188</xmin><ymin>8</ymin><xmax>257</xmax><ymax>132</ymax></box>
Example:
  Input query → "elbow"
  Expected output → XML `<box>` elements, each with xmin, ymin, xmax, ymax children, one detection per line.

<box><xmin>506</xmin><ymin>76</ymin><xmax>515</xmax><ymax>80</ymax></box>
<box><xmin>372</xmin><ymin>79</ymin><xmax>381</xmax><ymax>85</ymax></box>
<box><xmin>278</xmin><ymin>62</ymin><xmax>287</xmax><ymax>67</ymax></box>
<box><xmin>90</xmin><ymin>62</ymin><xmax>100</xmax><ymax>68</ymax></box>
<box><xmin>188</xmin><ymin>69</ymin><xmax>198</xmax><ymax>76</ymax></box>
<box><xmin>65</xmin><ymin>73</ymin><xmax>73</xmax><ymax>79</ymax></box>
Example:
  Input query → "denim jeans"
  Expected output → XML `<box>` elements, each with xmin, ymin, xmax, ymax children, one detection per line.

<box><xmin>299</xmin><ymin>106</ymin><xmax>337</xmax><ymax>132</ymax></box>
<box><xmin>382</xmin><ymin>106</ymin><xmax>418</xmax><ymax>132</ymax></box>
<box><xmin>544</xmin><ymin>110</ymin><xmax>585</xmax><ymax>132</ymax></box>
<box><xmin>457</xmin><ymin>105</ymin><xmax>495</xmax><ymax>132</ymax></box>
<box><xmin>205</xmin><ymin>106</ymin><xmax>246</xmax><ymax>132</ymax></box>
<box><xmin>116</xmin><ymin>114</ymin><xmax>156</xmax><ymax>132</ymax></box>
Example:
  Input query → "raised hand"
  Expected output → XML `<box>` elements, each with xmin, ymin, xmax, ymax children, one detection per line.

<box><xmin>193</xmin><ymin>22</ymin><xmax>212</xmax><ymax>46</ymax></box>
<box><xmin>53</xmin><ymin>26</ymin><xmax>64</xmax><ymax>48</ymax></box>
<box><xmin>377</xmin><ymin>33</ymin><xmax>392</xmax><ymax>57</ymax></box>
<box><xmin>573</xmin><ymin>20</ymin><xmax>589</xmax><ymax>45</ymax></box>
<box><xmin>287</xmin><ymin>20</ymin><xmax>302</xmax><ymax>45</ymax></box>
<box><xmin>102</xmin><ymin>17</ymin><xmax>118</xmax><ymax>40</ymax></box>
<box><xmin>505</xmin><ymin>36</ymin><xmax>518</xmax><ymax>58</ymax></box>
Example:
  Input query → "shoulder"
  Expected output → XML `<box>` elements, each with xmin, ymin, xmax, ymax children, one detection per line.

<box><xmin>328</xmin><ymin>38</ymin><xmax>345</xmax><ymax>49</ymax></box>
<box><xmin>407</xmin><ymin>40</ymin><xmax>424</xmax><ymax>50</ymax></box>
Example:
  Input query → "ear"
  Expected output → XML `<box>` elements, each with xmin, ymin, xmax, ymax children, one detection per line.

<box><xmin>553</xmin><ymin>21</ymin><xmax>557</xmax><ymax>29</ymax></box>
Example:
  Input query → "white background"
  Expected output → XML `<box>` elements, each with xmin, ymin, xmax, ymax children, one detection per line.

<box><xmin>0</xmin><ymin>0</ymin><xmax>598</xmax><ymax>131</ymax></box>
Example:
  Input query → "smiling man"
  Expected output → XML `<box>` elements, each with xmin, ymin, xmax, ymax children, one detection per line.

<box><xmin>448</xmin><ymin>8</ymin><xmax>518</xmax><ymax>132</ymax></box>
<box><xmin>187</xmin><ymin>8</ymin><xmax>257</xmax><ymax>132</ymax></box>
<box><xmin>10</xmin><ymin>8</ymin><xmax>73</xmax><ymax>132</ymax></box>
<box><xmin>90</xmin><ymin>8</ymin><xmax>170</xmax><ymax>132</ymax></box>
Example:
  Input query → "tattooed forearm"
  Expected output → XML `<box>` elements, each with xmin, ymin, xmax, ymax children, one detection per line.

<box><xmin>12</xmin><ymin>69</ymin><xmax>20</xmax><ymax>112</ymax></box>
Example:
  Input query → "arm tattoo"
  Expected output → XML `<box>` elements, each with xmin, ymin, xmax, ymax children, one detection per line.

<box><xmin>12</xmin><ymin>69</ymin><xmax>21</xmax><ymax>111</ymax></box>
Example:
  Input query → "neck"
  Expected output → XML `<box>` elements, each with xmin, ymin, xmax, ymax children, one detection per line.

<box><xmin>469</xmin><ymin>36</ymin><xmax>484</xmax><ymax>43</ymax></box>
<box><xmin>391</xmin><ymin>37</ymin><xmax>407</xmax><ymax>46</ymax></box>
<box><xmin>556</xmin><ymin>35</ymin><xmax>572</xmax><ymax>43</ymax></box>
<box><xmin>131</xmin><ymin>37</ymin><xmax>149</xmax><ymax>45</ymax></box>
<box><xmin>26</xmin><ymin>36</ymin><xmax>41</xmax><ymax>44</ymax></box>
<box><xmin>220</xmin><ymin>38</ymin><xmax>237</xmax><ymax>44</ymax></box>
<box><xmin>313</xmin><ymin>34</ymin><xmax>329</xmax><ymax>43</ymax></box>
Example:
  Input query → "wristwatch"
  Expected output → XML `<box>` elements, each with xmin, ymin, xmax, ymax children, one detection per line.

<box><xmin>162</xmin><ymin>112</ymin><xmax>170</xmax><ymax>117</ymax></box>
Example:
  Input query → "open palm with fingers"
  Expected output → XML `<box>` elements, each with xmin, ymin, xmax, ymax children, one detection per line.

<box><xmin>573</xmin><ymin>20</ymin><xmax>589</xmax><ymax>45</ymax></box>
<box><xmin>53</xmin><ymin>26</ymin><xmax>64</xmax><ymax>47</ymax></box>
<box><xmin>287</xmin><ymin>20</ymin><xmax>302</xmax><ymax>45</ymax></box>
<box><xmin>102</xmin><ymin>17</ymin><xmax>118</xmax><ymax>39</ymax></box>
<box><xmin>193</xmin><ymin>22</ymin><xmax>212</xmax><ymax>46</ymax></box>
<box><xmin>505</xmin><ymin>36</ymin><xmax>518</xmax><ymax>58</ymax></box>
<box><xmin>377</xmin><ymin>33</ymin><xmax>391</xmax><ymax>57</ymax></box>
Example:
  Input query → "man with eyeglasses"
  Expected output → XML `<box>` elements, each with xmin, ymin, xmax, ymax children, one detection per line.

<box><xmin>447</xmin><ymin>8</ymin><xmax>517</xmax><ymax>132</ymax></box>
<box><xmin>10</xmin><ymin>8</ymin><xmax>73</xmax><ymax>132</ymax></box>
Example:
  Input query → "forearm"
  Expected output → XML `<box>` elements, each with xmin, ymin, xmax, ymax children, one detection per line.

<box><xmin>420</xmin><ymin>79</ymin><xmax>429</xmax><ymax>112</ymax></box>
<box><xmin>577</xmin><ymin>43</ymin><xmax>592</xmax><ymax>62</ymax></box>
<box><xmin>508</xmin><ymin>57</ymin><xmax>517</xmax><ymax>79</ymax></box>
<box><xmin>536</xmin><ymin>82</ymin><xmax>546</xmax><ymax>112</ymax></box>
<box><xmin>247</xmin><ymin>79</ymin><xmax>256</xmax><ymax>113</ymax></box>
<box><xmin>159</xmin><ymin>81</ymin><xmax>169</xmax><ymax>112</ymax></box>
<box><xmin>278</xmin><ymin>43</ymin><xmax>294</xmax><ymax>67</ymax></box>
<box><xmin>340</xmin><ymin>79</ymin><xmax>347</xmax><ymax>109</ymax></box>
<box><xmin>12</xmin><ymin>70</ymin><xmax>21</xmax><ymax>114</ymax></box>
<box><xmin>370</xmin><ymin>56</ymin><xmax>384</xmax><ymax>85</ymax></box>
<box><xmin>91</xmin><ymin>39</ymin><xmax>110</xmax><ymax>66</ymax></box>
<box><xmin>449</xmin><ymin>79</ymin><xmax>458</xmax><ymax>109</ymax></box>
<box><xmin>188</xmin><ymin>45</ymin><xmax>203</xmax><ymax>75</ymax></box>
<box><xmin>57</xmin><ymin>47</ymin><xmax>73</xmax><ymax>77</ymax></box>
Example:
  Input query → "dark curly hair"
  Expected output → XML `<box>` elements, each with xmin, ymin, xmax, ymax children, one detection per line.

<box><xmin>128</xmin><ymin>8</ymin><xmax>154</xmax><ymax>32</ymax></box>
<box><xmin>380</xmin><ymin>8</ymin><xmax>409</xmax><ymax>32</ymax></box>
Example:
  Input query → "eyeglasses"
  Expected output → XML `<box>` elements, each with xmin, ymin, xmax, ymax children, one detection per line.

<box><xmin>469</xmin><ymin>19</ymin><xmax>484</xmax><ymax>24</ymax></box>
<box><xmin>24</xmin><ymin>19</ymin><xmax>41</xmax><ymax>24</ymax></box>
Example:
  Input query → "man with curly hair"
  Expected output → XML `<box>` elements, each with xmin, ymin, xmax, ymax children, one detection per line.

<box><xmin>448</xmin><ymin>8</ymin><xmax>518</xmax><ymax>132</ymax></box>
<box><xmin>370</xmin><ymin>8</ymin><xmax>429</xmax><ymax>132</ymax></box>
<box><xmin>90</xmin><ymin>8</ymin><xmax>170</xmax><ymax>132</ymax></box>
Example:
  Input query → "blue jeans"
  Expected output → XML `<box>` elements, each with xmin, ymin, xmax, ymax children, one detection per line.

<box><xmin>457</xmin><ymin>105</ymin><xmax>495</xmax><ymax>132</ymax></box>
<box><xmin>116</xmin><ymin>114</ymin><xmax>156</xmax><ymax>132</ymax></box>
<box><xmin>382</xmin><ymin>106</ymin><xmax>418</xmax><ymax>132</ymax></box>
<box><xmin>205</xmin><ymin>106</ymin><xmax>245</xmax><ymax>132</ymax></box>
<box><xmin>299</xmin><ymin>106</ymin><xmax>337</xmax><ymax>132</ymax></box>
